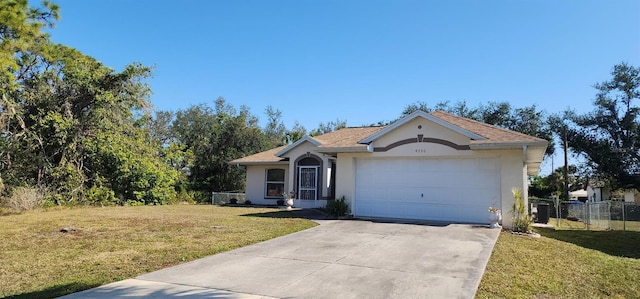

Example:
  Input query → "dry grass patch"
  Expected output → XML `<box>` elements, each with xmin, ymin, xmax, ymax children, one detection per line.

<box><xmin>0</xmin><ymin>205</ymin><xmax>316</xmax><ymax>298</ymax></box>
<box><xmin>477</xmin><ymin>228</ymin><xmax>640</xmax><ymax>298</ymax></box>
<box><xmin>2</xmin><ymin>187</ymin><xmax>45</xmax><ymax>211</ymax></box>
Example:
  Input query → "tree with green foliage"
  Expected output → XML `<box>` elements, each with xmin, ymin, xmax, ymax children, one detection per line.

<box><xmin>309</xmin><ymin>118</ymin><xmax>347</xmax><ymax>136</ymax></box>
<box><xmin>529</xmin><ymin>165</ymin><xmax>580</xmax><ymax>199</ymax></box>
<box><xmin>172</xmin><ymin>98</ymin><xmax>267</xmax><ymax>193</ymax></box>
<box><xmin>149</xmin><ymin>110</ymin><xmax>175</xmax><ymax>146</ymax></box>
<box><xmin>479</xmin><ymin>101</ymin><xmax>512</xmax><ymax>126</ymax></box>
<box><xmin>557</xmin><ymin>63</ymin><xmax>640</xmax><ymax>191</ymax></box>
<box><xmin>0</xmin><ymin>0</ymin><xmax>177</xmax><ymax>205</ymax></box>
<box><xmin>287</xmin><ymin>121</ymin><xmax>307</xmax><ymax>143</ymax></box>
<box><xmin>264</xmin><ymin>105</ymin><xmax>287</xmax><ymax>147</ymax></box>
<box><xmin>0</xmin><ymin>0</ymin><xmax>59</xmax><ymax>90</ymax></box>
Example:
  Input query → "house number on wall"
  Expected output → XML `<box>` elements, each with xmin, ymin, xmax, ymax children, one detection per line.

<box><xmin>415</xmin><ymin>149</ymin><xmax>427</xmax><ymax>153</ymax></box>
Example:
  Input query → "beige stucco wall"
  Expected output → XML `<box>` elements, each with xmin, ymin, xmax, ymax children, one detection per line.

<box><xmin>499</xmin><ymin>150</ymin><xmax>527</xmax><ymax>228</ymax></box>
<box><xmin>375</xmin><ymin>117</ymin><xmax>471</xmax><ymax>147</ymax></box>
<box><xmin>279</xmin><ymin>141</ymin><xmax>333</xmax><ymax>199</ymax></box>
<box><xmin>335</xmin><ymin>148</ymin><xmax>528</xmax><ymax>228</ymax></box>
<box><xmin>245</xmin><ymin>164</ymin><xmax>289</xmax><ymax>205</ymax></box>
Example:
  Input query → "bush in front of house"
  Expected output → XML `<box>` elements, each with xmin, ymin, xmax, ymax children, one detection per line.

<box><xmin>511</xmin><ymin>188</ymin><xmax>533</xmax><ymax>233</ymax></box>
<box><xmin>277</xmin><ymin>199</ymin><xmax>285</xmax><ymax>206</ymax></box>
<box><xmin>229</xmin><ymin>198</ymin><xmax>238</xmax><ymax>204</ymax></box>
<box><xmin>326</xmin><ymin>196</ymin><xmax>350</xmax><ymax>218</ymax></box>
<box><xmin>244</xmin><ymin>200</ymin><xmax>252</xmax><ymax>205</ymax></box>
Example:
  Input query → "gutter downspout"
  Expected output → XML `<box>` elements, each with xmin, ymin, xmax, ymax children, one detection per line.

<box><xmin>523</xmin><ymin>145</ymin><xmax>529</xmax><ymax>220</ymax></box>
<box><xmin>366</xmin><ymin>142</ymin><xmax>374</xmax><ymax>153</ymax></box>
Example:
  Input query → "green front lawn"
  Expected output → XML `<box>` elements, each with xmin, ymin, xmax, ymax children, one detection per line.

<box><xmin>477</xmin><ymin>228</ymin><xmax>640</xmax><ymax>298</ymax></box>
<box><xmin>0</xmin><ymin>205</ymin><xmax>316</xmax><ymax>298</ymax></box>
<box><xmin>3</xmin><ymin>205</ymin><xmax>639</xmax><ymax>299</ymax></box>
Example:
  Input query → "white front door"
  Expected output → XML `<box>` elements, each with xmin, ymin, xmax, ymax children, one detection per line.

<box><xmin>298</xmin><ymin>166</ymin><xmax>318</xmax><ymax>200</ymax></box>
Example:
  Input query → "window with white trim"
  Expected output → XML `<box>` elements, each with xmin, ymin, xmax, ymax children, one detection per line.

<box><xmin>265</xmin><ymin>169</ymin><xmax>285</xmax><ymax>198</ymax></box>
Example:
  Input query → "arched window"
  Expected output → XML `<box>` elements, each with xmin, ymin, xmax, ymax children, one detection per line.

<box><xmin>298</xmin><ymin>157</ymin><xmax>320</xmax><ymax>166</ymax></box>
<box><xmin>265</xmin><ymin>169</ymin><xmax>285</xmax><ymax>198</ymax></box>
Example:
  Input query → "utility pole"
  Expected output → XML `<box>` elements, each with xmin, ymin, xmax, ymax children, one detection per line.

<box><xmin>557</xmin><ymin>131</ymin><xmax>569</xmax><ymax>228</ymax></box>
<box><xmin>563</xmin><ymin>132</ymin><xmax>569</xmax><ymax>202</ymax></box>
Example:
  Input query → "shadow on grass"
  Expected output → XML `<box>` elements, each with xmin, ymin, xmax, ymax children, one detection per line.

<box><xmin>356</xmin><ymin>217</ymin><xmax>453</xmax><ymax>227</ymax></box>
<box><xmin>5</xmin><ymin>281</ymin><xmax>100</xmax><ymax>299</ymax></box>
<box><xmin>241</xmin><ymin>209</ymin><xmax>462</xmax><ymax>227</ymax></box>
<box><xmin>12</xmin><ymin>280</ymin><xmax>260</xmax><ymax>299</ymax></box>
<box><xmin>241</xmin><ymin>208</ymin><xmax>330</xmax><ymax>220</ymax></box>
<box><xmin>537</xmin><ymin>228</ymin><xmax>640</xmax><ymax>259</ymax></box>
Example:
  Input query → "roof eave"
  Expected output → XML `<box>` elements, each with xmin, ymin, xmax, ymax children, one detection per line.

<box><xmin>275</xmin><ymin>136</ymin><xmax>322</xmax><ymax>157</ymax></box>
<box><xmin>469</xmin><ymin>141</ymin><xmax>548</xmax><ymax>150</ymax></box>
<box><xmin>316</xmin><ymin>146</ymin><xmax>372</xmax><ymax>153</ymax></box>
<box><xmin>228</xmin><ymin>160</ymin><xmax>290</xmax><ymax>166</ymax></box>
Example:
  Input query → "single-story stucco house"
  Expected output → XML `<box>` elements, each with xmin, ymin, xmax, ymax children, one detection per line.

<box><xmin>230</xmin><ymin>110</ymin><xmax>547</xmax><ymax>227</ymax></box>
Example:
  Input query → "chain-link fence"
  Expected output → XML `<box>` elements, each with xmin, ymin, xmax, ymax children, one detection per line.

<box><xmin>531</xmin><ymin>199</ymin><xmax>640</xmax><ymax>231</ymax></box>
<box><xmin>610</xmin><ymin>201</ymin><xmax>640</xmax><ymax>231</ymax></box>
<box><xmin>211</xmin><ymin>192</ymin><xmax>246</xmax><ymax>205</ymax></box>
<box><xmin>556</xmin><ymin>201</ymin><xmax>609</xmax><ymax>230</ymax></box>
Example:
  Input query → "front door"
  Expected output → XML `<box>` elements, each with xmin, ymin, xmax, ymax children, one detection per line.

<box><xmin>298</xmin><ymin>166</ymin><xmax>318</xmax><ymax>200</ymax></box>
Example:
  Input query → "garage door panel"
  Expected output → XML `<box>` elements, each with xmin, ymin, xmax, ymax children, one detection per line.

<box><xmin>357</xmin><ymin>201</ymin><xmax>487</xmax><ymax>223</ymax></box>
<box><xmin>355</xmin><ymin>158</ymin><xmax>500</xmax><ymax>224</ymax></box>
<box><xmin>358</xmin><ymin>187</ymin><xmax>385</xmax><ymax>202</ymax></box>
<box><xmin>355</xmin><ymin>200</ymin><xmax>490</xmax><ymax>223</ymax></box>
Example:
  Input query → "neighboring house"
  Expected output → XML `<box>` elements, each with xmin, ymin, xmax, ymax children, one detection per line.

<box><xmin>587</xmin><ymin>185</ymin><xmax>603</xmax><ymax>202</ymax></box>
<box><xmin>586</xmin><ymin>178</ymin><xmax>611</xmax><ymax>202</ymax></box>
<box><xmin>624</xmin><ymin>189</ymin><xmax>640</xmax><ymax>203</ymax></box>
<box><xmin>230</xmin><ymin>111</ymin><xmax>547</xmax><ymax>227</ymax></box>
<box><xmin>569</xmin><ymin>189</ymin><xmax>588</xmax><ymax>202</ymax></box>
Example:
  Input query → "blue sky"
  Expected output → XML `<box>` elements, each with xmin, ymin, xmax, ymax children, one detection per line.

<box><xmin>47</xmin><ymin>0</ymin><xmax>639</xmax><ymax>173</ymax></box>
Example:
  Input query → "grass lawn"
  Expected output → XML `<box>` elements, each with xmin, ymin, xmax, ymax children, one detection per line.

<box><xmin>0</xmin><ymin>205</ymin><xmax>316</xmax><ymax>298</ymax></box>
<box><xmin>5</xmin><ymin>206</ymin><xmax>639</xmax><ymax>299</ymax></box>
<box><xmin>476</xmin><ymin>228</ymin><xmax>640</xmax><ymax>298</ymax></box>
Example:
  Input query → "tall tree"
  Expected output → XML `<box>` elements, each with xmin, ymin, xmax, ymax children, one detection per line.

<box><xmin>309</xmin><ymin>119</ymin><xmax>347</xmax><ymax>136</ymax></box>
<box><xmin>172</xmin><ymin>98</ymin><xmax>267</xmax><ymax>193</ymax></box>
<box><xmin>0</xmin><ymin>0</ymin><xmax>59</xmax><ymax>90</ymax></box>
<box><xmin>529</xmin><ymin>165</ymin><xmax>580</xmax><ymax>199</ymax></box>
<box><xmin>148</xmin><ymin>110</ymin><xmax>175</xmax><ymax>146</ymax></box>
<box><xmin>264</xmin><ymin>105</ymin><xmax>286</xmax><ymax>147</ymax></box>
<box><xmin>0</xmin><ymin>1</ymin><xmax>177</xmax><ymax>205</ymax></box>
<box><xmin>478</xmin><ymin>101</ymin><xmax>512</xmax><ymax>127</ymax></box>
<box><xmin>287</xmin><ymin>121</ymin><xmax>307</xmax><ymax>143</ymax></box>
<box><xmin>401</xmin><ymin>100</ymin><xmax>480</xmax><ymax>120</ymax></box>
<box><xmin>560</xmin><ymin>63</ymin><xmax>640</xmax><ymax>191</ymax></box>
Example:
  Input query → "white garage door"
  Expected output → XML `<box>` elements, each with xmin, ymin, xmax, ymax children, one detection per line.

<box><xmin>354</xmin><ymin>158</ymin><xmax>500</xmax><ymax>224</ymax></box>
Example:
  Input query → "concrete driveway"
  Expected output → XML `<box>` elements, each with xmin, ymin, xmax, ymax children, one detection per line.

<box><xmin>62</xmin><ymin>218</ymin><xmax>500</xmax><ymax>299</ymax></box>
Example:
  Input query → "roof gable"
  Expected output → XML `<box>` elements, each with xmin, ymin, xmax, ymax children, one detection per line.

<box><xmin>274</xmin><ymin>135</ymin><xmax>321</xmax><ymax>157</ymax></box>
<box><xmin>359</xmin><ymin>110</ymin><xmax>485</xmax><ymax>144</ymax></box>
